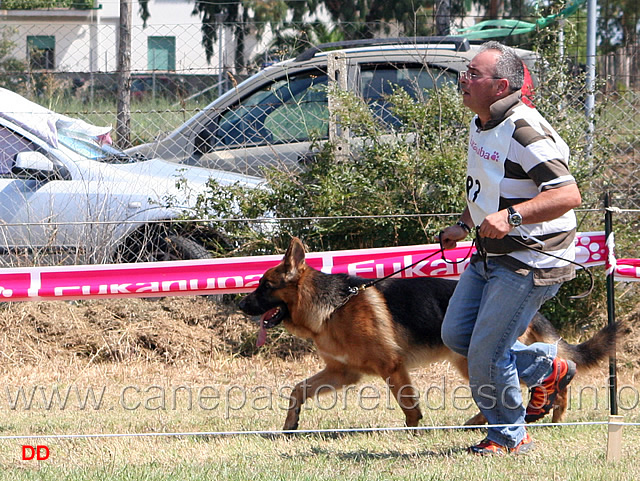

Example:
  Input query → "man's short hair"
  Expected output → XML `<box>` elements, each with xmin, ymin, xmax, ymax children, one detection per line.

<box><xmin>479</xmin><ymin>41</ymin><xmax>524</xmax><ymax>92</ymax></box>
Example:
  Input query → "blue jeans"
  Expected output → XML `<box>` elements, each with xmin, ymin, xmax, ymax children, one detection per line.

<box><xmin>441</xmin><ymin>258</ymin><xmax>561</xmax><ymax>448</ymax></box>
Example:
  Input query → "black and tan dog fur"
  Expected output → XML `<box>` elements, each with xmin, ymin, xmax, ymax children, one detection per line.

<box><xmin>239</xmin><ymin>237</ymin><xmax>618</xmax><ymax>431</ymax></box>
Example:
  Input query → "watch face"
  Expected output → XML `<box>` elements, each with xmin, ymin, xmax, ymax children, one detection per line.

<box><xmin>508</xmin><ymin>207</ymin><xmax>522</xmax><ymax>226</ymax></box>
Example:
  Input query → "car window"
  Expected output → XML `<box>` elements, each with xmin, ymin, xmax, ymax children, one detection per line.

<box><xmin>263</xmin><ymin>76</ymin><xmax>329</xmax><ymax>143</ymax></box>
<box><xmin>360</xmin><ymin>64</ymin><xmax>458</xmax><ymax>126</ymax></box>
<box><xmin>0</xmin><ymin>126</ymin><xmax>40</xmax><ymax>175</ymax></box>
<box><xmin>361</xmin><ymin>64</ymin><xmax>458</xmax><ymax>98</ymax></box>
<box><xmin>195</xmin><ymin>70</ymin><xmax>329</xmax><ymax>154</ymax></box>
<box><xmin>58</xmin><ymin>133</ymin><xmax>133</xmax><ymax>163</ymax></box>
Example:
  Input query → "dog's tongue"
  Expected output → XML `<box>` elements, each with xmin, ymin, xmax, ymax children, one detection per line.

<box><xmin>257</xmin><ymin>320</ymin><xmax>267</xmax><ymax>347</ymax></box>
<box><xmin>256</xmin><ymin>308</ymin><xmax>278</xmax><ymax>347</ymax></box>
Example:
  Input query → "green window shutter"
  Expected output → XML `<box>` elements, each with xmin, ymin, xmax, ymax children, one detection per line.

<box><xmin>148</xmin><ymin>36</ymin><xmax>175</xmax><ymax>71</ymax></box>
<box><xmin>27</xmin><ymin>35</ymin><xmax>55</xmax><ymax>50</ymax></box>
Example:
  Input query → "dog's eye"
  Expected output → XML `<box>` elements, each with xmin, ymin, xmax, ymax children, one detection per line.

<box><xmin>261</xmin><ymin>278</ymin><xmax>282</xmax><ymax>290</ymax></box>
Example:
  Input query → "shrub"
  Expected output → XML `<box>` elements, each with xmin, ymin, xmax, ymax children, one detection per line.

<box><xmin>1</xmin><ymin>0</ymin><xmax>93</xmax><ymax>9</ymax></box>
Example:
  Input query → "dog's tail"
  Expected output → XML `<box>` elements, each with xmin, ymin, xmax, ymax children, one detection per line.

<box><xmin>526</xmin><ymin>313</ymin><xmax>623</xmax><ymax>370</ymax></box>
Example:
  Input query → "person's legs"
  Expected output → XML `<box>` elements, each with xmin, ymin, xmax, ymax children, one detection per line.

<box><xmin>466</xmin><ymin>260</ymin><xmax>560</xmax><ymax>448</ymax></box>
<box><xmin>442</xmin><ymin>259</ymin><xmax>560</xmax><ymax>385</ymax></box>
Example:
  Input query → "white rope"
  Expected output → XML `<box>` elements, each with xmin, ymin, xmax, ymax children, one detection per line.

<box><xmin>0</xmin><ymin>421</ymin><xmax>616</xmax><ymax>441</ymax></box>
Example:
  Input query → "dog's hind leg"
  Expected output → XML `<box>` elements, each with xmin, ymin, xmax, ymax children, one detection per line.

<box><xmin>283</xmin><ymin>367</ymin><xmax>362</xmax><ymax>431</ymax></box>
<box><xmin>384</xmin><ymin>366</ymin><xmax>423</xmax><ymax>428</ymax></box>
<box><xmin>551</xmin><ymin>387</ymin><xmax>568</xmax><ymax>423</ymax></box>
<box><xmin>463</xmin><ymin>411</ymin><xmax>488</xmax><ymax>425</ymax></box>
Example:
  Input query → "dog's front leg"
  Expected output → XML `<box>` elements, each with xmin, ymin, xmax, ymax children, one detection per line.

<box><xmin>385</xmin><ymin>367</ymin><xmax>423</xmax><ymax>428</ymax></box>
<box><xmin>283</xmin><ymin>367</ymin><xmax>362</xmax><ymax>431</ymax></box>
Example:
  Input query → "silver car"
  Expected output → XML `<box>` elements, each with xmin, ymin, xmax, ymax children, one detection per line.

<box><xmin>0</xmin><ymin>87</ymin><xmax>265</xmax><ymax>266</ymax></box>
<box><xmin>129</xmin><ymin>36</ymin><xmax>537</xmax><ymax>177</ymax></box>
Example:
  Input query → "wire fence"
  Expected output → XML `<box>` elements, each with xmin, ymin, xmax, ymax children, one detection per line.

<box><xmin>0</xmin><ymin>420</ymin><xmax>619</xmax><ymax>440</ymax></box>
<box><xmin>0</xmin><ymin>11</ymin><xmax>639</xmax><ymax>267</ymax></box>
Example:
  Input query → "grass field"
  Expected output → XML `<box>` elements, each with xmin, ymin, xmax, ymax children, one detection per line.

<box><xmin>0</xmin><ymin>297</ymin><xmax>638</xmax><ymax>480</ymax></box>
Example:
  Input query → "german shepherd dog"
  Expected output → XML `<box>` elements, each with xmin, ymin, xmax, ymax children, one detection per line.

<box><xmin>239</xmin><ymin>237</ymin><xmax>618</xmax><ymax>431</ymax></box>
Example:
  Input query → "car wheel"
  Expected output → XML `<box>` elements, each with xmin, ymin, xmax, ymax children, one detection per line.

<box><xmin>153</xmin><ymin>235</ymin><xmax>229</xmax><ymax>303</ymax></box>
<box><xmin>150</xmin><ymin>235</ymin><xmax>212</xmax><ymax>262</ymax></box>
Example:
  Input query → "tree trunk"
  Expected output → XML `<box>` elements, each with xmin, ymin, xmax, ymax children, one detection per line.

<box><xmin>489</xmin><ymin>0</ymin><xmax>502</xmax><ymax>19</ymax></box>
<box><xmin>436</xmin><ymin>0</ymin><xmax>451</xmax><ymax>36</ymax></box>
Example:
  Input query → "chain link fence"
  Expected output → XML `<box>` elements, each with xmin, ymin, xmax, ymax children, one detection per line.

<box><xmin>0</xmin><ymin>9</ymin><xmax>638</xmax><ymax>267</ymax></box>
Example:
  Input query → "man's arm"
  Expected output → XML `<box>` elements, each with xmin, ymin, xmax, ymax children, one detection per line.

<box><xmin>438</xmin><ymin>207</ymin><xmax>474</xmax><ymax>249</ymax></box>
<box><xmin>478</xmin><ymin>183</ymin><xmax>581</xmax><ymax>239</ymax></box>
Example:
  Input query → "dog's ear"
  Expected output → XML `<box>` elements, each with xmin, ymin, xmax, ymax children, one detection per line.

<box><xmin>282</xmin><ymin>237</ymin><xmax>306</xmax><ymax>279</ymax></box>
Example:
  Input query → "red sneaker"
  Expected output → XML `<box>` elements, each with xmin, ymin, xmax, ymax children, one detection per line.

<box><xmin>525</xmin><ymin>358</ymin><xmax>576</xmax><ymax>423</ymax></box>
<box><xmin>469</xmin><ymin>432</ymin><xmax>534</xmax><ymax>455</ymax></box>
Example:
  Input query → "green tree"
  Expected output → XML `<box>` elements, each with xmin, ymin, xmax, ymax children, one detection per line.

<box><xmin>598</xmin><ymin>0</ymin><xmax>639</xmax><ymax>52</ymax></box>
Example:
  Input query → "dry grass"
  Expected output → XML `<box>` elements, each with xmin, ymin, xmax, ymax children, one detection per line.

<box><xmin>0</xmin><ymin>297</ymin><xmax>638</xmax><ymax>480</ymax></box>
<box><xmin>0</xmin><ymin>296</ymin><xmax>313</xmax><ymax>367</ymax></box>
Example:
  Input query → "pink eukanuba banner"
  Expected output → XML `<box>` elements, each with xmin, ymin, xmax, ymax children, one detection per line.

<box><xmin>0</xmin><ymin>232</ymin><xmax>624</xmax><ymax>302</ymax></box>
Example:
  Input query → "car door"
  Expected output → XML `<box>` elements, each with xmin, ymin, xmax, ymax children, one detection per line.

<box><xmin>191</xmin><ymin>69</ymin><xmax>329</xmax><ymax>176</ymax></box>
<box><xmin>0</xmin><ymin>124</ymin><xmax>113</xmax><ymax>265</ymax></box>
<box><xmin>0</xmin><ymin>125</ymin><xmax>64</xmax><ymax>261</ymax></box>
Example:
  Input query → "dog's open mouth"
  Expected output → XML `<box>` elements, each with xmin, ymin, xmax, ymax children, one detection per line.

<box><xmin>261</xmin><ymin>306</ymin><xmax>286</xmax><ymax>329</ymax></box>
<box><xmin>256</xmin><ymin>305</ymin><xmax>288</xmax><ymax>347</ymax></box>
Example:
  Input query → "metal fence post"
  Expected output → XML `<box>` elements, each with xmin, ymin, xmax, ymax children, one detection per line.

<box><xmin>604</xmin><ymin>192</ymin><xmax>618</xmax><ymax>416</ymax></box>
<box><xmin>585</xmin><ymin>0</ymin><xmax>597</xmax><ymax>161</ymax></box>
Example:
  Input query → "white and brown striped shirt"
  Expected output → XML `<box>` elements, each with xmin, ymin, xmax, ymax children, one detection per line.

<box><xmin>466</xmin><ymin>92</ymin><xmax>577</xmax><ymax>285</ymax></box>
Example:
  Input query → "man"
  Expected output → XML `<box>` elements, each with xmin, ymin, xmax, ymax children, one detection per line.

<box><xmin>439</xmin><ymin>41</ymin><xmax>582</xmax><ymax>455</ymax></box>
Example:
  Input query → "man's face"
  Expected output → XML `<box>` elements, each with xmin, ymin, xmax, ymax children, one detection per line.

<box><xmin>459</xmin><ymin>49</ymin><xmax>505</xmax><ymax>118</ymax></box>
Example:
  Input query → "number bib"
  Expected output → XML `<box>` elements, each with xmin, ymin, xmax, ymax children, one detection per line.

<box><xmin>466</xmin><ymin>117</ymin><xmax>516</xmax><ymax>226</ymax></box>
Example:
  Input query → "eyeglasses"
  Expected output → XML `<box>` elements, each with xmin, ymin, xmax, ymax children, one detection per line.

<box><xmin>459</xmin><ymin>70</ymin><xmax>503</xmax><ymax>81</ymax></box>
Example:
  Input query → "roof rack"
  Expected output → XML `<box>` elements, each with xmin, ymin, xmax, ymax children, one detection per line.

<box><xmin>294</xmin><ymin>36</ymin><xmax>470</xmax><ymax>62</ymax></box>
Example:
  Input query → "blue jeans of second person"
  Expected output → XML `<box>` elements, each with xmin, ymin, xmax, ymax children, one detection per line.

<box><xmin>441</xmin><ymin>257</ymin><xmax>561</xmax><ymax>448</ymax></box>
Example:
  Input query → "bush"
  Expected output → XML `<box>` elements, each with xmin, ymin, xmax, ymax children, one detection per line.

<box><xmin>529</xmin><ymin>31</ymin><xmax>617</xmax><ymax>329</ymax></box>
<box><xmin>1</xmin><ymin>0</ymin><xmax>93</xmax><ymax>9</ymax></box>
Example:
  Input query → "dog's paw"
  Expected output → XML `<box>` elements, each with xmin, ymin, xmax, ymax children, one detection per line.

<box><xmin>282</xmin><ymin>420</ymin><xmax>299</xmax><ymax>432</ymax></box>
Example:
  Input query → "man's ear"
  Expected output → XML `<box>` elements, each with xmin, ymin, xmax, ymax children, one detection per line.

<box><xmin>495</xmin><ymin>78</ymin><xmax>510</xmax><ymax>97</ymax></box>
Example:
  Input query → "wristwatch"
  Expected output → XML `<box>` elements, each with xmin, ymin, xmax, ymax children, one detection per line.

<box><xmin>507</xmin><ymin>206</ymin><xmax>523</xmax><ymax>227</ymax></box>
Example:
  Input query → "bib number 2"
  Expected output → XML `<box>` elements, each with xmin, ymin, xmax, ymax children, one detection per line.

<box><xmin>466</xmin><ymin>175</ymin><xmax>481</xmax><ymax>202</ymax></box>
